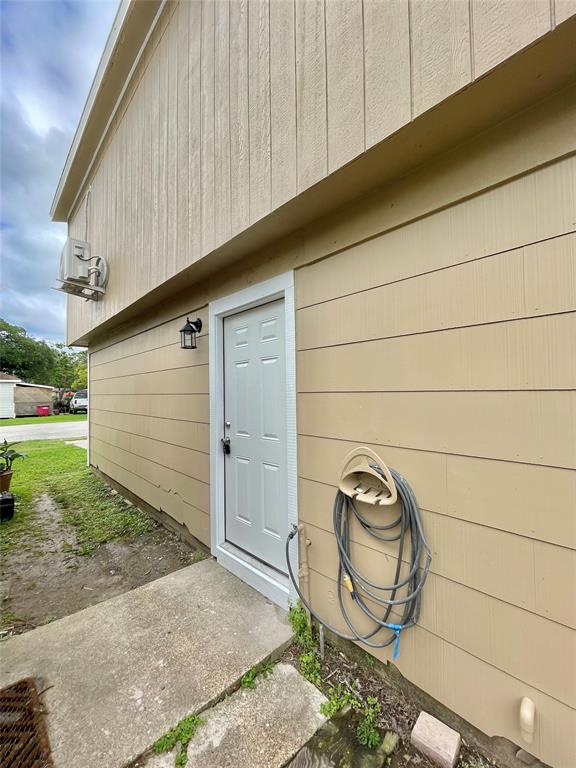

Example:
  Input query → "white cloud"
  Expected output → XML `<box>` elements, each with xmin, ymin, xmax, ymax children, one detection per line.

<box><xmin>0</xmin><ymin>0</ymin><xmax>119</xmax><ymax>343</ymax></box>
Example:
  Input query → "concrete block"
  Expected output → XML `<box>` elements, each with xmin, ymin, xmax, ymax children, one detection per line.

<box><xmin>411</xmin><ymin>711</ymin><xmax>461</xmax><ymax>768</ymax></box>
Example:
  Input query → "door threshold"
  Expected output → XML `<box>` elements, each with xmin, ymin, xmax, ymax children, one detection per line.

<box><xmin>216</xmin><ymin>541</ymin><xmax>290</xmax><ymax>610</ymax></box>
<box><xmin>224</xmin><ymin>538</ymin><xmax>288</xmax><ymax>579</ymax></box>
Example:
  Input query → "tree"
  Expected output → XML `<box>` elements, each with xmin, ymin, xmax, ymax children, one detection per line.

<box><xmin>52</xmin><ymin>344</ymin><xmax>78</xmax><ymax>389</ymax></box>
<box><xmin>50</xmin><ymin>345</ymin><xmax>87</xmax><ymax>391</ymax></box>
<box><xmin>0</xmin><ymin>319</ymin><xmax>88</xmax><ymax>389</ymax></box>
<box><xmin>71</xmin><ymin>361</ymin><xmax>87</xmax><ymax>390</ymax></box>
<box><xmin>0</xmin><ymin>319</ymin><xmax>56</xmax><ymax>383</ymax></box>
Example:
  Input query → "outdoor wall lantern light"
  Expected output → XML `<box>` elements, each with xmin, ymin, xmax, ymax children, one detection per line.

<box><xmin>180</xmin><ymin>317</ymin><xmax>202</xmax><ymax>349</ymax></box>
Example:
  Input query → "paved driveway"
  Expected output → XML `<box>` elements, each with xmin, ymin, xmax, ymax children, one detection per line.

<box><xmin>0</xmin><ymin>420</ymin><xmax>88</xmax><ymax>442</ymax></box>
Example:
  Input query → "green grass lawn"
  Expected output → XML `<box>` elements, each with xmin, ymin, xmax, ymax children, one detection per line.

<box><xmin>1</xmin><ymin>440</ymin><xmax>155</xmax><ymax>556</ymax></box>
<box><xmin>0</xmin><ymin>414</ymin><xmax>87</xmax><ymax>427</ymax></box>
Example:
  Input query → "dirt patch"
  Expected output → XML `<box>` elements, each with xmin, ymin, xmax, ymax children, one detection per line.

<box><xmin>0</xmin><ymin>493</ymin><xmax>202</xmax><ymax>637</ymax></box>
<box><xmin>283</xmin><ymin>642</ymin><xmax>495</xmax><ymax>768</ymax></box>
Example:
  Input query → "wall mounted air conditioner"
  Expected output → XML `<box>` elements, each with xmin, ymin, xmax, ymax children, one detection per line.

<box><xmin>54</xmin><ymin>238</ymin><xmax>109</xmax><ymax>301</ymax></box>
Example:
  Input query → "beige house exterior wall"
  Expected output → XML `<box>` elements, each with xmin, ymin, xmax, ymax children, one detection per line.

<box><xmin>66</xmin><ymin>0</ymin><xmax>576</xmax><ymax>344</ymax></box>
<box><xmin>86</xmin><ymin>83</ymin><xmax>576</xmax><ymax>767</ymax></box>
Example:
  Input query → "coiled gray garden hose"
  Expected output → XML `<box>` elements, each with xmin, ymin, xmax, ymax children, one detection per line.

<box><xmin>286</xmin><ymin>466</ymin><xmax>432</xmax><ymax>657</ymax></box>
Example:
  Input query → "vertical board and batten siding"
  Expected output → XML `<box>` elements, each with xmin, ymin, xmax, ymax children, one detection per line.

<box><xmin>214</xmin><ymin>0</ymin><xmax>231</xmax><ymax>246</ymax></box>
<box><xmin>409</xmin><ymin>0</ymin><xmax>472</xmax><ymax>116</ymax></box>
<box><xmin>86</xmin><ymin>77</ymin><xmax>576</xmax><ymax>766</ymax></box>
<box><xmin>364</xmin><ymin>0</ymin><xmax>411</xmax><ymax>147</ymax></box>
<box><xmin>294</xmin><ymin>0</ymin><xmax>327</xmax><ymax>190</ymax></box>
<box><xmin>270</xmin><ymin>0</ymin><xmax>296</xmax><ymax>208</ymax></box>
<box><xmin>67</xmin><ymin>0</ymin><xmax>576</xmax><ymax>344</ymax></box>
<box><xmin>248</xmin><ymin>0</ymin><xmax>272</xmax><ymax>222</ymax></box>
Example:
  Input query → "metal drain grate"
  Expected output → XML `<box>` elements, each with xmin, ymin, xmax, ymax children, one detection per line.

<box><xmin>0</xmin><ymin>678</ymin><xmax>53</xmax><ymax>768</ymax></box>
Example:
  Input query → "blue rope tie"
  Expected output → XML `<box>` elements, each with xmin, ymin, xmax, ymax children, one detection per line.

<box><xmin>385</xmin><ymin>623</ymin><xmax>404</xmax><ymax>660</ymax></box>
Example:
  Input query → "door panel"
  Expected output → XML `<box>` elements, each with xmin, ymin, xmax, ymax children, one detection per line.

<box><xmin>224</xmin><ymin>300</ymin><xmax>287</xmax><ymax>573</ymax></box>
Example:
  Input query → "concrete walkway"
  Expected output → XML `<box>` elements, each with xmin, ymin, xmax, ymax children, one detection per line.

<box><xmin>0</xmin><ymin>560</ymin><xmax>298</xmax><ymax>768</ymax></box>
<box><xmin>147</xmin><ymin>665</ymin><xmax>326</xmax><ymax>768</ymax></box>
<box><xmin>65</xmin><ymin>438</ymin><xmax>88</xmax><ymax>449</ymax></box>
<box><xmin>0</xmin><ymin>420</ymin><xmax>88</xmax><ymax>442</ymax></box>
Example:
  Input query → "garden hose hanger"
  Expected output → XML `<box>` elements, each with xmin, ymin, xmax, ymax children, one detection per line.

<box><xmin>338</xmin><ymin>447</ymin><xmax>397</xmax><ymax>506</ymax></box>
<box><xmin>286</xmin><ymin>447</ymin><xmax>432</xmax><ymax>659</ymax></box>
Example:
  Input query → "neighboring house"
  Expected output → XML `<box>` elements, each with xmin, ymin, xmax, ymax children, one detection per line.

<box><xmin>50</xmin><ymin>2</ymin><xmax>576</xmax><ymax>765</ymax></box>
<box><xmin>0</xmin><ymin>375</ymin><xmax>55</xmax><ymax>418</ymax></box>
<box><xmin>14</xmin><ymin>383</ymin><xmax>54</xmax><ymax>417</ymax></box>
<box><xmin>0</xmin><ymin>373</ymin><xmax>21</xmax><ymax>418</ymax></box>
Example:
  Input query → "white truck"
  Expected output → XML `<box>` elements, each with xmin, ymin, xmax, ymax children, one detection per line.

<box><xmin>70</xmin><ymin>389</ymin><xmax>88</xmax><ymax>414</ymax></box>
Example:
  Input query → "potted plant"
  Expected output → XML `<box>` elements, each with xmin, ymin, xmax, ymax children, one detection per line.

<box><xmin>0</xmin><ymin>439</ymin><xmax>26</xmax><ymax>492</ymax></box>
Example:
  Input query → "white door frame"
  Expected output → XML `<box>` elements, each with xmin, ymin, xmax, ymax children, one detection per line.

<box><xmin>209</xmin><ymin>271</ymin><xmax>299</xmax><ymax>609</ymax></box>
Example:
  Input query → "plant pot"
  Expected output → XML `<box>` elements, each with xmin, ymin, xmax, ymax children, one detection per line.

<box><xmin>0</xmin><ymin>471</ymin><xmax>13</xmax><ymax>492</ymax></box>
<box><xmin>0</xmin><ymin>492</ymin><xmax>14</xmax><ymax>522</ymax></box>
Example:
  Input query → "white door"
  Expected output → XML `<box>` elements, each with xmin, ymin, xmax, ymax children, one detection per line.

<box><xmin>223</xmin><ymin>299</ymin><xmax>288</xmax><ymax>573</ymax></box>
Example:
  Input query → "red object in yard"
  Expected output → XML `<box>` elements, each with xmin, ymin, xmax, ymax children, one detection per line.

<box><xmin>37</xmin><ymin>406</ymin><xmax>50</xmax><ymax>417</ymax></box>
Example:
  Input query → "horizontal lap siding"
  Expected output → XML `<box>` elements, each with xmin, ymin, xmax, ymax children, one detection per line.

<box><xmin>305</xmin><ymin>521</ymin><xmax>576</xmax><ymax>706</ymax></box>
<box><xmin>91</xmin><ymin>422</ymin><xmax>209</xmax><ymax>484</ymax></box>
<box><xmin>90</xmin><ymin>342</ymin><xmax>208</xmax><ymax>380</ymax></box>
<box><xmin>308</xmin><ymin>569</ymin><xmax>576</xmax><ymax>763</ymax></box>
<box><xmin>91</xmin><ymin>410</ymin><xmax>209</xmax><ymax>455</ymax></box>
<box><xmin>296</xmin><ymin>154</ymin><xmax>576</xmax><ymax>309</ymax></box>
<box><xmin>89</xmin><ymin>316</ymin><xmax>210</xmax><ymax>545</ymax></box>
<box><xmin>91</xmin><ymin>438</ymin><xmax>209</xmax><ymax>512</ymax></box>
<box><xmin>89</xmin><ymin>367</ymin><xmax>209</xmax><ymax>396</ymax></box>
<box><xmin>298</xmin><ymin>390</ymin><xmax>575</xmax><ymax>468</ymax></box>
<box><xmin>297</xmin><ymin>232</ymin><xmax>576</xmax><ymax>349</ymax></box>
<box><xmin>298</xmin><ymin>435</ymin><xmax>576</xmax><ymax>551</ymax></box>
<box><xmin>90</xmin><ymin>393</ymin><xmax>209</xmax><ymax>423</ymax></box>
<box><xmin>91</xmin><ymin>446</ymin><xmax>209</xmax><ymax>544</ymax></box>
<box><xmin>89</xmin><ymin>311</ymin><xmax>210</xmax><ymax>368</ymax></box>
<box><xmin>299</xmin><ymin>478</ymin><xmax>576</xmax><ymax>631</ymax></box>
<box><xmin>294</xmin><ymin>153</ymin><xmax>576</xmax><ymax>765</ymax></box>
<box><xmin>298</xmin><ymin>313</ymin><xmax>576</xmax><ymax>392</ymax></box>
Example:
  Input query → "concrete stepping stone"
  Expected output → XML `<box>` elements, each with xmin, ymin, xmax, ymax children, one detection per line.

<box><xmin>149</xmin><ymin>664</ymin><xmax>327</xmax><ymax>768</ymax></box>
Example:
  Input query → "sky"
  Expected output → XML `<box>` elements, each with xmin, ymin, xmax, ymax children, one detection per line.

<box><xmin>1</xmin><ymin>0</ymin><xmax>119</xmax><ymax>343</ymax></box>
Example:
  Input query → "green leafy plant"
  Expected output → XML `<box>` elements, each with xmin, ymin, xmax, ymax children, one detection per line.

<box><xmin>288</xmin><ymin>602</ymin><xmax>322</xmax><ymax>685</ymax></box>
<box><xmin>0</xmin><ymin>439</ymin><xmax>26</xmax><ymax>473</ymax></box>
<box><xmin>0</xmin><ymin>611</ymin><xmax>24</xmax><ymax>631</ymax></box>
<box><xmin>241</xmin><ymin>659</ymin><xmax>274</xmax><ymax>689</ymax></box>
<box><xmin>190</xmin><ymin>549</ymin><xmax>209</xmax><ymax>564</ymax></box>
<box><xmin>299</xmin><ymin>649</ymin><xmax>322</xmax><ymax>685</ymax></box>
<box><xmin>320</xmin><ymin>684</ymin><xmax>361</xmax><ymax>718</ymax></box>
<box><xmin>153</xmin><ymin>713</ymin><xmax>204</xmax><ymax>767</ymax></box>
<box><xmin>356</xmin><ymin>696</ymin><xmax>381</xmax><ymax>749</ymax></box>
<box><xmin>288</xmin><ymin>601</ymin><xmax>315</xmax><ymax>651</ymax></box>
